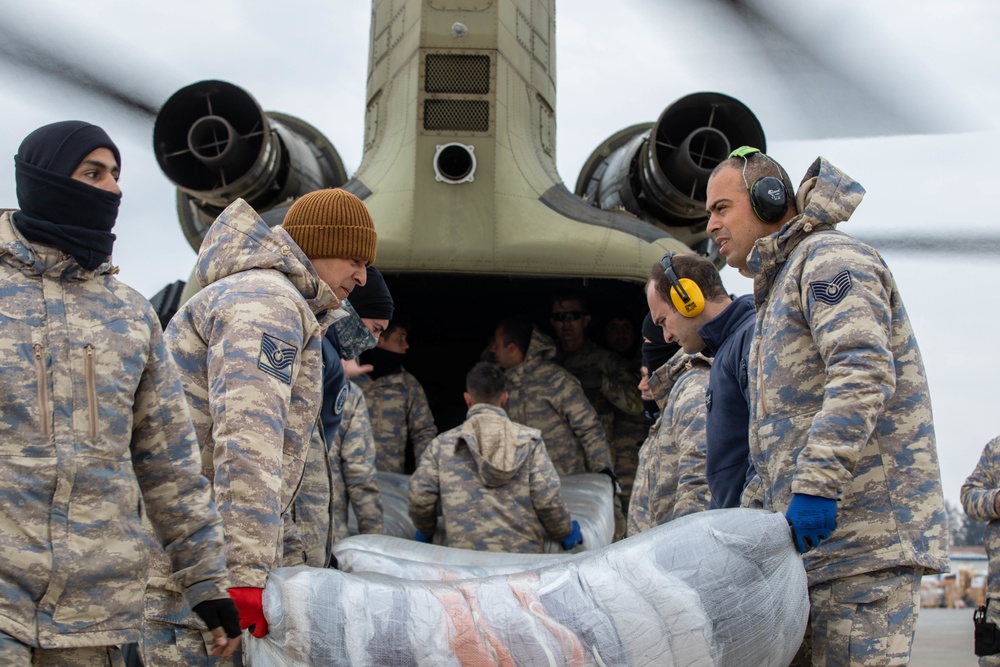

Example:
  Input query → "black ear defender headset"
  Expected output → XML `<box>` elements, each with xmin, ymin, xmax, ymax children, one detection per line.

<box><xmin>659</xmin><ymin>252</ymin><xmax>704</xmax><ymax>318</ymax></box>
<box><xmin>728</xmin><ymin>146</ymin><xmax>788</xmax><ymax>223</ymax></box>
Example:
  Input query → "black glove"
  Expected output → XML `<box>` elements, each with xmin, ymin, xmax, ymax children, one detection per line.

<box><xmin>192</xmin><ymin>597</ymin><xmax>242</xmax><ymax>639</ymax></box>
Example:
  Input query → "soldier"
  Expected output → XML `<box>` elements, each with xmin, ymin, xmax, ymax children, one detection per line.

<box><xmin>356</xmin><ymin>318</ymin><xmax>437</xmax><ymax>473</ymax></box>
<box><xmin>489</xmin><ymin>317</ymin><xmax>613</xmax><ymax>477</ymax></box>
<box><xmin>550</xmin><ymin>294</ymin><xmax>644</xmax><ymax>510</ymax></box>
<box><xmin>647</xmin><ymin>252</ymin><xmax>755</xmax><ymax>509</ymax></box>
<box><xmin>707</xmin><ymin>147</ymin><xmax>948</xmax><ymax>664</ymax></box>
<box><xmin>0</xmin><ymin>121</ymin><xmax>239</xmax><ymax>664</ymax></box>
<box><xmin>408</xmin><ymin>362</ymin><xmax>582</xmax><ymax>553</ymax></box>
<box><xmin>146</xmin><ymin>188</ymin><xmax>377</xmax><ymax>664</ymax></box>
<box><xmin>962</xmin><ymin>435</ymin><xmax>1000</xmax><ymax>664</ymax></box>
<box><xmin>290</xmin><ymin>267</ymin><xmax>389</xmax><ymax>568</ymax></box>
<box><xmin>627</xmin><ymin>314</ymin><xmax>711</xmax><ymax>536</ymax></box>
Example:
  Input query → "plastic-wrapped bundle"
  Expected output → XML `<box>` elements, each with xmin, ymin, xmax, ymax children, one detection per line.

<box><xmin>246</xmin><ymin>509</ymin><xmax>808</xmax><ymax>667</ymax></box>
<box><xmin>349</xmin><ymin>471</ymin><xmax>615</xmax><ymax>551</ymax></box>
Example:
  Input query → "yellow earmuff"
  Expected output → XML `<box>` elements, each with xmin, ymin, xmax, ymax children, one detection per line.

<box><xmin>659</xmin><ymin>253</ymin><xmax>705</xmax><ymax>318</ymax></box>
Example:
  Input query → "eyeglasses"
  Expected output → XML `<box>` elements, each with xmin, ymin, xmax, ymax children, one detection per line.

<box><xmin>551</xmin><ymin>310</ymin><xmax>586</xmax><ymax>323</ymax></box>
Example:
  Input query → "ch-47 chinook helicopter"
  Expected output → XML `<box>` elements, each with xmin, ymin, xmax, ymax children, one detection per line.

<box><xmin>147</xmin><ymin>0</ymin><xmax>773</xmax><ymax>429</ymax></box>
<box><xmin>0</xmin><ymin>0</ymin><xmax>979</xmax><ymax>435</ymax></box>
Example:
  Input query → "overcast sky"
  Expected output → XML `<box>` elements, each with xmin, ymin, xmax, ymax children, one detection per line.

<box><xmin>0</xmin><ymin>0</ymin><xmax>997</xmax><ymax>511</ymax></box>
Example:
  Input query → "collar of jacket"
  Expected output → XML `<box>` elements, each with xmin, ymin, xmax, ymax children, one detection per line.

<box><xmin>697</xmin><ymin>294</ymin><xmax>755</xmax><ymax>357</ymax></box>
<box><xmin>747</xmin><ymin>156</ymin><xmax>866</xmax><ymax>307</ymax></box>
<box><xmin>196</xmin><ymin>198</ymin><xmax>340</xmax><ymax>319</ymax></box>
<box><xmin>465</xmin><ymin>402</ymin><xmax>508</xmax><ymax>421</ymax></box>
<box><xmin>648</xmin><ymin>349</ymin><xmax>712</xmax><ymax>410</ymax></box>
<box><xmin>0</xmin><ymin>210</ymin><xmax>114</xmax><ymax>281</ymax></box>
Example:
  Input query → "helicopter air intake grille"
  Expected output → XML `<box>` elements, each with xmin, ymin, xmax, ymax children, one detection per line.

<box><xmin>424</xmin><ymin>100</ymin><xmax>490</xmax><ymax>132</ymax></box>
<box><xmin>424</xmin><ymin>54</ymin><xmax>491</xmax><ymax>94</ymax></box>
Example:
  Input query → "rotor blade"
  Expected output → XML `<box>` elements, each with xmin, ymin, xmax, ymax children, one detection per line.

<box><xmin>0</xmin><ymin>38</ymin><xmax>159</xmax><ymax>120</ymax></box>
<box><xmin>712</xmin><ymin>0</ymin><xmax>967</xmax><ymax>139</ymax></box>
<box><xmin>858</xmin><ymin>234</ymin><xmax>1000</xmax><ymax>256</ymax></box>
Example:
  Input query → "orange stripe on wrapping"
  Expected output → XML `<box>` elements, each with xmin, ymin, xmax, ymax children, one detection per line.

<box><xmin>509</xmin><ymin>574</ymin><xmax>587</xmax><ymax>666</ymax></box>
<box><xmin>428</xmin><ymin>581</ymin><xmax>516</xmax><ymax>666</ymax></box>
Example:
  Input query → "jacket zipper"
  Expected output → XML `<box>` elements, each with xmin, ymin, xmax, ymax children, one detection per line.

<box><xmin>85</xmin><ymin>344</ymin><xmax>98</xmax><ymax>440</ymax></box>
<box><xmin>33</xmin><ymin>344</ymin><xmax>50</xmax><ymax>438</ymax></box>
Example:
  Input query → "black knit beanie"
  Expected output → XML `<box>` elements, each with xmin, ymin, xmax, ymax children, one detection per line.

<box><xmin>12</xmin><ymin>120</ymin><xmax>121</xmax><ymax>270</ymax></box>
<box><xmin>347</xmin><ymin>267</ymin><xmax>394</xmax><ymax>320</ymax></box>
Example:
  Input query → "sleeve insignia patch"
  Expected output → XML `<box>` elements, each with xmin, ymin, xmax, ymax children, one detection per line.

<box><xmin>809</xmin><ymin>270</ymin><xmax>852</xmax><ymax>306</ymax></box>
<box><xmin>258</xmin><ymin>333</ymin><xmax>298</xmax><ymax>384</ymax></box>
<box><xmin>334</xmin><ymin>385</ymin><xmax>349</xmax><ymax>415</ymax></box>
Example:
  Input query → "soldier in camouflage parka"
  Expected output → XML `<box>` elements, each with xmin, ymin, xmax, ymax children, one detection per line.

<box><xmin>0</xmin><ymin>121</ymin><xmax>235</xmax><ymax>660</ymax></box>
<box><xmin>627</xmin><ymin>350</ymin><xmax>711</xmax><ymax>536</ymax></box>
<box><xmin>145</xmin><ymin>197</ymin><xmax>342</xmax><ymax>651</ymax></box>
<box><xmin>354</xmin><ymin>366</ymin><xmax>437</xmax><ymax>473</ymax></box>
<box><xmin>408</xmin><ymin>364</ymin><xmax>573</xmax><ymax>553</ymax></box>
<box><xmin>962</xmin><ymin>435</ymin><xmax>1000</xmax><ymax>665</ymax></box>
<box><xmin>0</xmin><ymin>208</ymin><xmax>232</xmax><ymax>653</ymax></box>
<box><xmin>494</xmin><ymin>325</ymin><xmax>613</xmax><ymax>477</ymax></box>
<box><xmin>288</xmin><ymin>381</ymin><xmax>383</xmax><ymax>566</ymax></box>
<box><xmin>332</xmin><ymin>382</ymin><xmax>384</xmax><ymax>540</ymax></box>
<box><xmin>741</xmin><ymin>156</ymin><xmax>948</xmax><ymax>585</ymax></box>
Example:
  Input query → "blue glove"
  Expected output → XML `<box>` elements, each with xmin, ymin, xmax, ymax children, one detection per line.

<box><xmin>561</xmin><ymin>520</ymin><xmax>583</xmax><ymax>551</ymax></box>
<box><xmin>785</xmin><ymin>493</ymin><xmax>837</xmax><ymax>553</ymax></box>
<box><xmin>414</xmin><ymin>529</ymin><xmax>433</xmax><ymax>543</ymax></box>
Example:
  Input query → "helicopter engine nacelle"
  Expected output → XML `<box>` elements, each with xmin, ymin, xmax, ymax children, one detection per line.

<box><xmin>574</xmin><ymin>92</ymin><xmax>765</xmax><ymax>252</ymax></box>
<box><xmin>153</xmin><ymin>80</ymin><xmax>347</xmax><ymax>252</ymax></box>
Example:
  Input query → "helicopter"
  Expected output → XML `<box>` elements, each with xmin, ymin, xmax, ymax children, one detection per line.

<box><xmin>0</xmin><ymin>0</ymin><xmax>995</xmax><ymax>446</ymax></box>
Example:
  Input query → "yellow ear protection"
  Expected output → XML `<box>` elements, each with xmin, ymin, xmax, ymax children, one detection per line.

<box><xmin>659</xmin><ymin>253</ymin><xmax>704</xmax><ymax>318</ymax></box>
<box><xmin>729</xmin><ymin>146</ymin><xmax>788</xmax><ymax>223</ymax></box>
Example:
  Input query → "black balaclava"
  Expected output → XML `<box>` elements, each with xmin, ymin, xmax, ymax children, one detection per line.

<box><xmin>641</xmin><ymin>312</ymin><xmax>680</xmax><ymax>416</ymax></box>
<box><xmin>12</xmin><ymin>120</ymin><xmax>122</xmax><ymax>270</ymax></box>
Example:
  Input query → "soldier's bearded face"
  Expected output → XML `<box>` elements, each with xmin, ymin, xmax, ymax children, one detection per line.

<box><xmin>706</xmin><ymin>165</ymin><xmax>778</xmax><ymax>272</ymax></box>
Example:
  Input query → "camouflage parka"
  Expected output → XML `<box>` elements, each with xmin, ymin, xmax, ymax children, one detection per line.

<box><xmin>354</xmin><ymin>369</ymin><xmax>437</xmax><ymax>473</ymax></box>
<box><xmin>743</xmin><ymin>157</ymin><xmax>948</xmax><ymax>585</ymax></box>
<box><xmin>503</xmin><ymin>328</ymin><xmax>613</xmax><ymax>476</ymax></box>
<box><xmin>961</xmin><ymin>435</ymin><xmax>1000</xmax><ymax>597</ymax></box>
<box><xmin>150</xmin><ymin>198</ymin><xmax>339</xmax><ymax>607</ymax></box>
<box><xmin>408</xmin><ymin>403</ymin><xmax>572</xmax><ymax>553</ymax></box>
<box><xmin>627</xmin><ymin>350</ymin><xmax>711</xmax><ymax>536</ymax></box>
<box><xmin>0</xmin><ymin>212</ymin><xmax>229</xmax><ymax>649</ymax></box>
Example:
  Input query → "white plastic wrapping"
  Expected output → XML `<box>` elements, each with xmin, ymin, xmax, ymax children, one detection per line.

<box><xmin>334</xmin><ymin>534</ymin><xmax>561</xmax><ymax>579</ymax></box>
<box><xmin>246</xmin><ymin>509</ymin><xmax>808</xmax><ymax>666</ymax></box>
<box><xmin>349</xmin><ymin>471</ymin><xmax>615</xmax><ymax>551</ymax></box>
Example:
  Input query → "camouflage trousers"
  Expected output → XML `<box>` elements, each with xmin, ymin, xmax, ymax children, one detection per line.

<box><xmin>979</xmin><ymin>597</ymin><xmax>1000</xmax><ymax>667</ymax></box>
<box><xmin>791</xmin><ymin>566</ymin><xmax>922</xmax><ymax>667</ymax></box>
<box><xmin>0</xmin><ymin>632</ymin><xmax>126</xmax><ymax>667</ymax></box>
<box><xmin>142</xmin><ymin>620</ymin><xmax>241</xmax><ymax>667</ymax></box>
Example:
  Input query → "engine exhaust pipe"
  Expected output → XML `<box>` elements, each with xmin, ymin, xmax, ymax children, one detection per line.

<box><xmin>575</xmin><ymin>92</ymin><xmax>765</xmax><ymax>228</ymax></box>
<box><xmin>153</xmin><ymin>80</ymin><xmax>347</xmax><ymax>251</ymax></box>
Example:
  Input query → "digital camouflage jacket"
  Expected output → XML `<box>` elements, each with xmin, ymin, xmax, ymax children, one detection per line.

<box><xmin>0</xmin><ymin>212</ymin><xmax>229</xmax><ymax>649</ymax></box>
<box><xmin>744</xmin><ymin>157</ymin><xmax>948</xmax><ymax>585</ymax></box>
<box><xmin>408</xmin><ymin>403</ymin><xmax>572</xmax><ymax>553</ymax></box>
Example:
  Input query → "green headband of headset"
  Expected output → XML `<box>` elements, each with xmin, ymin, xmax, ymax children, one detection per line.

<box><xmin>729</xmin><ymin>146</ymin><xmax>762</xmax><ymax>159</ymax></box>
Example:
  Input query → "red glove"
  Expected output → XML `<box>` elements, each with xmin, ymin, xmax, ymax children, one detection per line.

<box><xmin>228</xmin><ymin>587</ymin><xmax>268</xmax><ymax>638</ymax></box>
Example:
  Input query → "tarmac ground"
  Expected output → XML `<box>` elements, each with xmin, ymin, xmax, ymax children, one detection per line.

<box><xmin>911</xmin><ymin>607</ymin><xmax>976</xmax><ymax>666</ymax></box>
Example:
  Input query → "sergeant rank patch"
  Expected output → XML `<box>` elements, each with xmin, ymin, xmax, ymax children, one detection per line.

<box><xmin>258</xmin><ymin>333</ymin><xmax>298</xmax><ymax>384</ymax></box>
<box><xmin>809</xmin><ymin>270</ymin><xmax>852</xmax><ymax>306</ymax></box>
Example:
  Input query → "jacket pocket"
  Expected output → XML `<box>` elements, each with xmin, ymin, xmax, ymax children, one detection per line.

<box><xmin>33</xmin><ymin>343</ymin><xmax>51</xmax><ymax>439</ymax></box>
<box><xmin>85</xmin><ymin>344</ymin><xmax>98</xmax><ymax>440</ymax></box>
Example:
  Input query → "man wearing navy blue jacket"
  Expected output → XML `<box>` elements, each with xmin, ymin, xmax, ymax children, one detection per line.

<box><xmin>646</xmin><ymin>252</ymin><xmax>753</xmax><ymax>509</ymax></box>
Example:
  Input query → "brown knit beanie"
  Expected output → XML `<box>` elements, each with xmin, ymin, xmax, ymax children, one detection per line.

<box><xmin>282</xmin><ymin>188</ymin><xmax>377</xmax><ymax>264</ymax></box>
